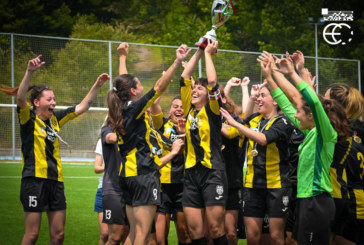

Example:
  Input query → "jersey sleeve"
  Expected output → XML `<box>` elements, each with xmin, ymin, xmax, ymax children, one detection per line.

<box><xmin>180</xmin><ymin>77</ymin><xmax>192</xmax><ymax>117</ymax></box>
<box><xmin>297</xmin><ymin>81</ymin><xmax>337</xmax><ymax>142</ymax></box>
<box><xmin>271</xmin><ymin>88</ymin><xmax>298</xmax><ymax>126</ymax></box>
<box><xmin>125</xmin><ymin>88</ymin><xmax>161</xmax><ymax>120</ymax></box>
<box><xmin>54</xmin><ymin>106</ymin><xmax>78</xmax><ymax>128</ymax></box>
<box><xmin>206</xmin><ymin>83</ymin><xmax>222</xmax><ymax>115</ymax></box>
<box><xmin>264</xmin><ymin>117</ymin><xmax>292</xmax><ymax>144</ymax></box>
<box><xmin>151</xmin><ymin>111</ymin><xmax>165</xmax><ymax>131</ymax></box>
<box><xmin>101</xmin><ymin>126</ymin><xmax>114</xmax><ymax>145</ymax></box>
<box><xmin>17</xmin><ymin>103</ymin><xmax>32</xmax><ymax>125</ymax></box>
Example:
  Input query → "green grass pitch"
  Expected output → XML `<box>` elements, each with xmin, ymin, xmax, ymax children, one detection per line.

<box><xmin>0</xmin><ymin>162</ymin><xmax>247</xmax><ymax>244</ymax></box>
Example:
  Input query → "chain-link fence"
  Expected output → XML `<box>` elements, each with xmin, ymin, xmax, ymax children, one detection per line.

<box><xmin>0</xmin><ymin>33</ymin><xmax>361</xmax><ymax>160</ymax></box>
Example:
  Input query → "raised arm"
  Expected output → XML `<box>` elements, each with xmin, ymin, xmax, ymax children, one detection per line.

<box><xmin>221</xmin><ymin>107</ymin><xmax>268</xmax><ymax>146</ymax></box>
<box><xmin>259</xmin><ymin>51</ymin><xmax>302</xmax><ymax>107</ymax></box>
<box><xmin>75</xmin><ymin>73</ymin><xmax>110</xmax><ymax>115</ymax></box>
<box><xmin>243</xmin><ymin>84</ymin><xmax>259</xmax><ymax>120</ymax></box>
<box><xmin>181</xmin><ymin>48</ymin><xmax>204</xmax><ymax>80</ymax></box>
<box><xmin>224</xmin><ymin>77</ymin><xmax>241</xmax><ymax>98</ymax></box>
<box><xmin>204</xmin><ymin>40</ymin><xmax>218</xmax><ymax>88</ymax></box>
<box><xmin>274</xmin><ymin>53</ymin><xmax>307</xmax><ymax>88</ymax></box>
<box><xmin>154</xmin><ymin>44</ymin><xmax>191</xmax><ymax>93</ymax></box>
<box><xmin>117</xmin><ymin>42</ymin><xmax>129</xmax><ymax>75</ymax></box>
<box><xmin>17</xmin><ymin>55</ymin><xmax>45</xmax><ymax>108</ymax></box>
<box><xmin>241</xmin><ymin>76</ymin><xmax>250</xmax><ymax>114</ymax></box>
<box><xmin>292</xmin><ymin>50</ymin><xmax>317</xmax><ymax>91</ymax></box>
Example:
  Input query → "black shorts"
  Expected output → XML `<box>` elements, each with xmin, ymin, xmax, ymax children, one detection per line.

<box><xmin>183</xmin><ymin>164</ymin><xmax>227</xmax><ymax>208</ymax></box>
<box><xmin>332</xmin><ymin>198</ymin><xmax>349</xmax><ymax>236</ymax></box>
<box><xmin>342</xmin><ymin>215</ymin><xmax>364</xmax><ymax>244</ymax></box>
<box><xmin>285</xmin><ymin>185</ymin><xmax>297</xmax><ymax>233</ymax></box>
<box><xmin>20</xmin><ymin>177</ymin><xmax>66</xmax><ymax>212</ymax></box>
<box><xmin>157</xmin><ymin>183</ymin><xmax>183</xmax><ymax>214</ymax></box>
<box><xmin>120</xmin><ymin>171</ymin><xmax>161</xmax><ymax>206</ymax></box>
<box><xmin>226</xmin><ymin>188</ymin><xmax>242</xmax><ymax>210</ymax></box>
<box><xmin>292</xmin><ymin>193</ymin><xmax>335</xmax><ymax>245</ymax></box>
<box><xmin>243</xmin><ymin>187</ymin><xmax>291</xmax><ymax>218</ymax></box>
<box><xmin>342</xmin><ymin>189</ymin><xmax>364</xmax><ymax>243</ymax></box>
<box><xmin>102</xmin><ymin>194</ymin><xmax>128</xmax><ymax>225</ymax></box>
<box><xmin>237</xmin><ymin>197</ymin><xmax>246</xmax><ymax>239</ymax></box>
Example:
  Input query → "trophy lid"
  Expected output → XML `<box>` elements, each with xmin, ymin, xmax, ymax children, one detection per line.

<box><xmin>211</xmin><ymin>0</ymin><xmax>236</xmax><ymax>28</ymax></box>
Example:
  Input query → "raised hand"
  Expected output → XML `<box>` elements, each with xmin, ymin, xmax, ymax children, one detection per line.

<box><xmin>176</xmin><ymin>44</ymin><xmax>192</xmax><ymax>62</ymax></box>
<box><xmin>117</xmin><ymin>42</ymin><xmax>129</xmax><ymax>56</ymax></box>
<box><xmin>27</xmin><ymin>55</ymin><xmax>45</xmax><ymax>72</ymax></box>
<box><xmin>273</xmin><ymin>52</ymin><xmax>295</xmax><ymax>75</ymax></box>
<box><xmin>177</xmin><ymin>118</ymin><xmax>186</xmax><ymax>135</ymax></box>
<box><xmin>241</xmin><ymin>76</ymin><xmax>250</xmax><ymax>87</ymax></box>
<box><xmin>205</xmin><ymin>39</ymin><xmax>218</xmax><ymax>55</ymax></box>
<box><xmin>250</xmin><ymin>84</ymin><xmax>261</xmax><ymax>103</ymax></box>
<box><xmin>258</xmin><ymin>58</ymin><xmax>272</xmax><ymax>79</ymax></box>
<box><xmin>95</xmin><ymin>73</ymin><xmax>110</xmax><ymax>87</ymax></box>
<box><xmin>292</xmin><ymin>50</ymin><xmax>305</xmax><ymax>71</ymax></box>
<box><xmin>227</xmin><ymin>77</ymin><xmax>241</xmax><ymax>87</ymax></box>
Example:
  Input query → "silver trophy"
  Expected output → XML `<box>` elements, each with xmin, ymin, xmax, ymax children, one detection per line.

<box><xmin>195</xmin><ymin>0</ymin><xmax>236</xmax><ymax>48</ymax></box>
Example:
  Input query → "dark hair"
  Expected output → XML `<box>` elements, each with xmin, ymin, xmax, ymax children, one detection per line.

<box><xmin>300</xmin><ymin>96</ymin><xmax>351</xmax><ymax>141</ymax></box>
<box><xmin>107</xmin><ymin>74</ymin><xmax>137</xmax><ymax>136</ymax></box>
<box><xmin>329</xmin><ymin>84</ymin><xmax>364</xmax><ymax>121</ymax></box>
<box><xmin>351</xmin><ymin>119</ymin><xmax>364</xmax><ymax>145</ymax></box>
<box><xmin>171</xmin><ymin>95</ymin><xmax>181</xmax><ymax>104</ymax></box>
<box><xmin>195</xmin><ymin>78</ymin><xmax>208</xmax><ymax>88</ymax></box>
<box><xmin>0</xmin><ymin>84</ymin><xmax>51</xmax><ymax>107</ymax></box>
<box><xmin>220</xmin><ymin>87</ymin><xmax>236</xmax><ymax>114</ymax></box>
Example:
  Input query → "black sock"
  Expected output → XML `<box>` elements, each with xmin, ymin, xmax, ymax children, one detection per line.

<box><xmin>165</xmin><ymin>239</ymin><xmax>168</xmax><ymax>245</ymax></box>
<box><xmin>178</xmin><ymin>243</ymin><xmax>192</xmax><ymax>245</ymax></box>
<box><xmin>191</xmin><ymin>237</ymin><xmax>206</xmax><ymax>245</ymax></box>
<box><xmin>213</xmin><ymin>235</ymin><xmax>228</xmax><ymax>245</ymax></box>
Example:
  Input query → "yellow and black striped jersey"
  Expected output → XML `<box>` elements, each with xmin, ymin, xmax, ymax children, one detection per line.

<box><xmin>346</xmin><ymin>138</ymin><xmax>364</xmax><ymax>219</ymax></box>
<box><xmin>243</xmin><ymin>112</ymin><xmax>292</xmax><ymax>189</ymax></box>
<box><xmin>118</xmin><ymin>88</ymin><xmax>162</xmax><ymax>177</ymax></box>
<box><xmin>180</xmin><ymin>77</ymin><xmax>224</xmax><ymax>170</ymax></box>
<box><xmin>330</xmin><ymin>137</ymin><xmax>352</xmax><ymax>199</ymax></box>
<box><xmin>17</xmin><ymin>103</ymin><xmax>78</xmax><ymax>182</ymax></box>
<box><xmin>151</xmin><ymin>112</ymin><xmax>184</xmax><ymax>184</ymax></box>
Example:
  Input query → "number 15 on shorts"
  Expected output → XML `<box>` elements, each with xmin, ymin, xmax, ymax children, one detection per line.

<box><xmin>29</xmin><ymin>196</ymin><xmax>37</xmax><ymax>207</ymax></box>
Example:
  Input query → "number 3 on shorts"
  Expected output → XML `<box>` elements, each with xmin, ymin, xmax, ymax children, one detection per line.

<box><xmin>29</xmin><ymin>196</ymin><xmax>37</xmax><ymax>207</ymax></box>
<box><xmin>105</xmin><ymin>209</ymin><xmax>111</xmax><ymax>220</ymax></box>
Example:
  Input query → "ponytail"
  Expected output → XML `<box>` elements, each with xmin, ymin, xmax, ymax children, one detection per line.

<box><xmin>107</xmin><ymin>74</ymin><xmax>137</xmax><ymax>136</ymax></box>
<box><xmin>1</xmin><ymin>84</ymin><xmax>51</xmax><ymax>107</ymax></box>
<box><xmin>0</xmin><ymin>84</ymin><xmax>35</xmax><ymax>96</ymax></box>
<box><xmin>322</xmin><ymin>98</ymin><xmax>351</xmax><ymax>142</ymax></box>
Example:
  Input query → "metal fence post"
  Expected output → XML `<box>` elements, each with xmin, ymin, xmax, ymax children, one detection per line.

<box><xmin>108</xmin><ymin>41</ymin><xmax>113</xmax><ymax>89</ymax></box>
<box><xmin>11</xmin><ymin>34</ymin><xmax>15</xmax><ymax>160</ymax></box>
<box><xmin>198</xmin><ymin>59</ymin><xmax>202</xmax><ymax>78</ymax></box>
<box><xmin>358</xmin><ymin>60</ymin><xmax>361</xmax><ymax>93</ymax></box>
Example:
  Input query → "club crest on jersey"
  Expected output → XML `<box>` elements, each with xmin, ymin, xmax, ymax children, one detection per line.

<box><xmin>282</xmin><ymin>196</ymin><xmax>289</xmax><ymax>206</ymax></box>
<box><xmin>188</xmin><ymin>115</ymin><xmax>202</xmax><ymax>130</ymax></box>
<box><xmin>165</xmin><ymin>128</ymin><xmax>177</xmax><ymax>142</ymax></box>
<box><xmin>152</xmin><ymin>147</ymin><xmax>163</xmax><ymax>157</ymax></box>
<box><xmin>216</xmin><ymin>185</ymin><xmax>224</xmax><ymax>195</ymax></box>
<box><xmin>40</xmin><ymin>126</ymin><xmax>47</xmax><ymax>136</ymax></box>
<box><xmin>46</xmin><ymin>128</ymin><xmax>57</xmax><ymax>143</ymax></box>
